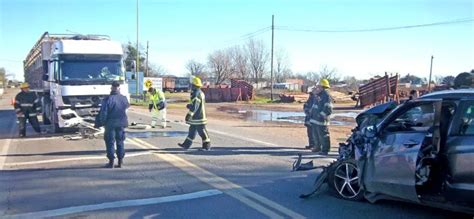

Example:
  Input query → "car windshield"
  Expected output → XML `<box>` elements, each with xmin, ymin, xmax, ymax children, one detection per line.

<box><xmin>59</xmin><ymin>55</ymin><xmax>123</xmax><ymax>82</ymax></box>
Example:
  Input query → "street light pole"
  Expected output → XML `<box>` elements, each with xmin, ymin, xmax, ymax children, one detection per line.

<box><xmin>136</xmin><ymin>0</ymin><xmax>140</xmax><ymax>97</ymax></box>
<box><xmin>428</xmin><ymin>55</ymin><xmax>434</xmax><ymax>92</ymax></box>
<box><xmin>270</xmin><ymin>15</ymin><xmax>274</xmax><ymax>101</ymax></box>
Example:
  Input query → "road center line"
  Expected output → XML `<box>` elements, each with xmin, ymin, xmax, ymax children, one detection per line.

<box><xmin>4</xmin><ymin>189</ymin><xmax>223</xmax><ymax>219</ymax></box>
<box><xmin>129</xmin><ymin>137</ymin><xmax>305</xmax><ymax>219</ymax></box>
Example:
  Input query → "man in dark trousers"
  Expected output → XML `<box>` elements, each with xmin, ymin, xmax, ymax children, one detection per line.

<box><xmin>310</xmin><ymin>79</ymin><xmax>333</xmax><ymax>155</ymax></box>
<box><xmin>14</xmin><ymin>82</ymin><xmax>41</xmax><ymax>137</ymax></box>
<box><xmin>303</xmin><ymin>88</ymin><xmax>316</xmax><ymax>149</ymax></box>
<box><xmin>178</xmin><ymin>76</ymin><xmax>211</xmax><ymax>150</ymax></box>
<box><xmin>95</xmin><ymin>81</ymin><xmax>129</xmax><ymax>168</ymax></box>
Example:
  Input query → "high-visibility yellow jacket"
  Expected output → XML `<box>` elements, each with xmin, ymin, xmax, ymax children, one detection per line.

<box><xmin>148</xmin><ymin>90</ymin><xmax>166</xmax><ymax>110</ymax></box>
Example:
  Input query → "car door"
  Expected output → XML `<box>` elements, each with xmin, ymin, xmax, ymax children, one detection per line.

<box><xmin>443</xmin><ymin>99</ymin><xmax>474</xmax><ymax>205</ymax></box>
<box><xmin>363</xmin><ymin>100</ymin><xmax>441</xmax><ymax>202</ymax></box>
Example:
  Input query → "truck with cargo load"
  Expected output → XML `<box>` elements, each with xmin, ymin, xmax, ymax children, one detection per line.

<box><xmin>162</xmin><ymin>76</ymin><xmax>189</xmax><ymax>93</ymax></box>
<box><xmin>23</xmin><ymin>32</ymin><xmax>129</xmax><ymax>132</ymax></box>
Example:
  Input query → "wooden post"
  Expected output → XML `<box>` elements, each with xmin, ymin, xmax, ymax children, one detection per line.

<box><xmin>385</xmin><ymin>72</ymin><xmax>391</xmax><ymax>102</ymax></box>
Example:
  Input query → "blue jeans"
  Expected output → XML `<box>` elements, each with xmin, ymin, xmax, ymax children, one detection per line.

<box><xmin>104</xmin><ymin>126</ymin><xmax>125</xmax><ymax>160</ymax></box>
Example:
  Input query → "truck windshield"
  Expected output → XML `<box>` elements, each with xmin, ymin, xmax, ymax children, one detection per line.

<box><xmin>59</xmin><ymin>55</ymin><xmax>123</xmax><ymax>83</ymax></box>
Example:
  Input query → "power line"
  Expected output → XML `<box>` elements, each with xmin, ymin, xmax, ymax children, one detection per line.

<box><xmin>275</xmin><ymin>17</ymin><xmax>474</xmax><ymax>33</ymax></box>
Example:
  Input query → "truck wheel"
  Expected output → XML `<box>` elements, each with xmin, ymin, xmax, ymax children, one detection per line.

<box><xmin>51</xmin><ymin>106</ymin><xmax>62</xmax><ymax>133</ymax></box>
<box><xmin>327</xmin><ymin>159</ymin><xmax>364</xmax><ymax>201</ymax></box>
<box><xmin>43</xmin><ymin>112</ymin><xmax>51</xmax><ymax>125</ymax></box>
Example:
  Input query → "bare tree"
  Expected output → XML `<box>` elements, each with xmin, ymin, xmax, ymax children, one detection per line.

<box><xmin>246</xmin><ymin>39</ymin><xmax>269</xmax><ymax>86</ymax></box>
<box><xmin>228</xmin><ymin>46</ymin><xmax>249</xmax><ymax>80</ymax></box>
<box><xmin>147</xmin><ymin>64</ymin><xmax>168</xmax><ymax>77</ymax></box>
<box><xmin>319</xmin><ymin>65</ymin><xmax>339</xmax><ymax>83</ymax></box>
<box><xmin>186</xmin><ymin>60</ymin><xmax>206</xmax><ymax>76</ymax></box>
<box><xmin>208</xmin><ymin>50</ymin><xmax>231</xmax><ymax>85</ymax></box>
<box><xmin>274</xmin><ymin>49</ymin><xmax>293</xmax><ymax>83</ymax></box>
<box><xmin>306</xmin><ymin>71</ymin><xmax>320</xmax><ymax>85</ymax></box>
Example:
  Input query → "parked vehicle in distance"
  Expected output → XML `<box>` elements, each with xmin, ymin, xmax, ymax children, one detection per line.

<box><xmin>327</xmin><ymin>89</ymin><xmax>474</xmax><ymax>214</ymax></box>
<box><xmin>162</xmin><ymin>76</ymin><xmax>189</xmax><ymax>93</ymax></box>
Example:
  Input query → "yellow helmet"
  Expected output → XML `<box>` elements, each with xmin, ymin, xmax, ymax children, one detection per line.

<box><xmin>192</xmin><ymin>76</ymin><xmax>203</xmax><ymax>87</ymax></box>
<box><xmin>20</xmin><ymin>82</ymin><xmax>30</xmax><ymax>89</ymax></box>
<box><xmin>319</xmin><ymin>79</ymin><xmax>330</xmax><ymax>89</ymax></box>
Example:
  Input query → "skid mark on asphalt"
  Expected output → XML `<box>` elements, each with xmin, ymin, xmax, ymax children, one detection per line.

<box><xmin>3</xmin><ymin>189</ymin><xmax>223</xmax><ymax>219</ymax></box>
<box><xmin>129</xmin><ymin>137</ymin><xmax>305</xmax><ymax>219</ymax></box>
<box><xmin>1</xmin><ymin>140</ymin><xmax>150</xmax><ymax>167</ymax></box>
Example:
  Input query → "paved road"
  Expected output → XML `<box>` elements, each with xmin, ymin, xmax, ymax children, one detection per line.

<box><xmin>0</xmin><ymin>90</ymin><xmax>468</xmax><ymax>218</ymax></box>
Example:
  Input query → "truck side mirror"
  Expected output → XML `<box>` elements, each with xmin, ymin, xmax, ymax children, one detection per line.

<box><xmin>42</xmin><ymin>74</ymin><xmax>49</xmax><ymax>81</ymax></box>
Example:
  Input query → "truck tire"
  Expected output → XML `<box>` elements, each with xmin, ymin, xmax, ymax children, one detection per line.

<box><xmin>43</xmin><ymin>111</ymin><xmax>51</xmax><ymax>125</ymax></box>
<box><xmin>51</xmin><ymin>105</ymin><xmax>62</xmax><ymax>133</ymax></box>
<box><xmin>327</xmin><ymin>159</ymin><xmax>364</xmax><ymax>201</ymax></box>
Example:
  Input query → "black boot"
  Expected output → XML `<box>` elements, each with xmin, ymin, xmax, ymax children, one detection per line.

<box><xmin>200</xmin><ymin>142</ymin><xmax>211</xmax><ymax>151</ymax></box>
<box><xmin>105</xmin><ymin>159</ymin><xmax>114</xmax><ymax>168</ymax></box>
<box><xmin>178</xmin><ymin>139</ymin><xmax>192</xmax><ymax>150</ymax></box>
<box><xmin>117</xmin><ymin>159</ymin><xmax>123</xmax><ymax>168</ymax></box>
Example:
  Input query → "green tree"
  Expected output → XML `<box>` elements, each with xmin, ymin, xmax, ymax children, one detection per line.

<box><xmin>123</xmin><ymin>42</ymin><xmax>146</xmax><ymax>72</ymax></box>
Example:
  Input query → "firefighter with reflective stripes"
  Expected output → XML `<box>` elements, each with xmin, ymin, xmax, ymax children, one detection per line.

<box><xmin>147</xmin><ymin>87</ymin><xmax>167</xmax><ymax>129</ymax></box>
<box><xmin>178</xmin><ymin>77</ymin><xmax>211</xmax><ymax>150</ymax></box>
<box><xmin>14</xmin><ymin>82</ymin><xmax>41</xmax><ymax>137</ymax></box>
<box><xmin>310</xmin><ymin>79</ymin><xmax>333</xmax><ymax>155</ymax></box>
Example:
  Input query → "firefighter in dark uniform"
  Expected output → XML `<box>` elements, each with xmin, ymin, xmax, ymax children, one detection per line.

<box><xmin>178</xmin><ymin>76</ymin><xmax>211</xmax><ymax>150</ymax></box>
<box><xmin>304</xmin><ymin>88</ymin><xmax>316</xmax><ymax>149</ymax></box>
<box><xmin>310</xmin><ymin>79</ymin><xmax>333</xmax><ymax>155</ymax></box>
<box><xmin>95</xmin><ymin>81</ymin><xmax>129</xmax><ymax>168</ymax></box>
<box><xmin>14</xmin><ymin>82</ymin><xmax>41</xmax><ymax>137</ymax></box>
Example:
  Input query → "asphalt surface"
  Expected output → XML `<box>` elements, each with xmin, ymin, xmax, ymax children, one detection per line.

<box><xmin>0</xmin><ymin>90</ymin><xmax>469</xmax><ymax>219</ymax></box>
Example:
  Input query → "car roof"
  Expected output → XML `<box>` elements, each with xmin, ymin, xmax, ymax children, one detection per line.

<box><xmin>420</xmin><ymin>89</ymin><xmax>474</xmax><ymax>100</ymax></box>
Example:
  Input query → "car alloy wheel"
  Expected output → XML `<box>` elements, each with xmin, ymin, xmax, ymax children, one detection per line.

<box><xmin>333</xmin><ymin>161</ymin><xmax>361</xmax><ymax>199</ymax></box>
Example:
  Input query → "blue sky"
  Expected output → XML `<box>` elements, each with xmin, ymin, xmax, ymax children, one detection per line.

<box><xmin>0</xmin><ymin>0</ymin><xmax>473</xmax><ymax>80</ymax></box>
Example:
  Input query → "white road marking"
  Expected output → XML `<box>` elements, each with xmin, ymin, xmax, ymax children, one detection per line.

<box><xmin>130</xmin><ymin>110</ymin><xmax>279</xmax><ymax>147</ymax></box>
<box><xmin>4</xmin><ymin>189</ymin><xmax>223</xmax><ymax>219</ymax></box>
<box><xmin>0</xmin><ymin>114</ymin><xmax>16</xmax><ymax>170</ymax></box>
<box><xmin>129</xmin><ymin>138</ymin><xmax>305</xmax><ymax>219</ymax></box>
<box><xmin>2</xmin><ymin>152</ymin><xmax>152</xmax><ymax>167</ymax></box>
<box><xmin>2</xmin><ymin>139</ymin><xmax>149</xmax><ymax>167</ymax></box>
<box><xmin>14</xmin><ymin>136</ymin><xmax>63</xmax><ymax>142</ymax></box>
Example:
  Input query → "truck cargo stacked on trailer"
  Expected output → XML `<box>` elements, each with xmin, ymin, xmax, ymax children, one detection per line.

<box><xmin>23</xmin><ymin>32</ymin><xmax>129</xmax><ymax>132</ymax></box>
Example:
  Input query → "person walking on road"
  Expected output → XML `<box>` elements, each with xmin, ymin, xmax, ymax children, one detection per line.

<box><xmin>147</xmin><ymin>87</ymin><xmax>167</xmax><ymax>129</ymax></box>
<box><xmin>310</xmin><ymin>79</ymin><xmax>333</xmax><ymax>155</ymax></box>
<box><xmin>178</xmin><ymin>76</ymin><xmax>211</xmax><ymax>151</ymax></box>
<box><xmin>304</xmin><ymin>88</ymin><xmax>316</xmax><ymax>150</ymax></box>
<box><xmin>14</xmin><ymin>82</ymin><xmax>41</xmax><ymax>137</ymax></box>
<box><xmin>95</xmin><ymin>81</ymin><xmax>129</xmax><ymax>168</ymax></box>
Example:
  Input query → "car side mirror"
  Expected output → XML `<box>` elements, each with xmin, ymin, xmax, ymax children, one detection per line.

<box><xmin>363</xmin><ymin>125</ymin><xmax>377</xmax><ymax>138</ymax></box>
<box><xmin>42</xmin><ymin>74</ymin><xmax>49</xmax><ymax>81</ymax></box>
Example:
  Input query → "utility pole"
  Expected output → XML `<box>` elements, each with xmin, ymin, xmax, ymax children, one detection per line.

<box><xmin>136</xmin><ymin>0</ymin><xmax>140</xmax><ymax>97</ymax></box>
<box><xmin>270</xmin><ymin>15</ymin><xmax>274</xmax><ymax>101</ymax></box>
<box><xmin>146</xmin><ymin>41</ymin><xmax>149</xmax><ymax>77</ymax></box>
<box><xmin>428</xmin><ymin>55</ymin><xmax>434</xmax><ymax>92</ymax></box>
